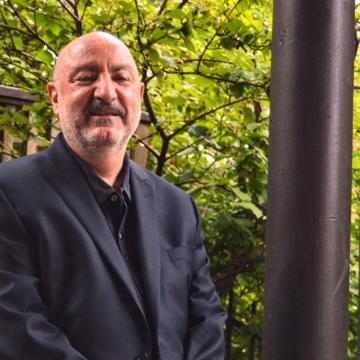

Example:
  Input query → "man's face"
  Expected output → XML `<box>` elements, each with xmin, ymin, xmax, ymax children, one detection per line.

<box><xmin>48</xmin><ymin>34</ymin><xmax>144</xmax><ymax>157</ymax></box>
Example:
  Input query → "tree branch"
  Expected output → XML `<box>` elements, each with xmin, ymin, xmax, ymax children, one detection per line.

<box><xmin>169</xmin><ymin>97</ymin><xmax>250</xmax><ymax>139</ymax></box>
<box><xmin>0</xmin><ymin>149</ymin><xmax>17</xmax><ymax>159</ymax></box>
<box><xmin>0</xmin><ymin>57</ymin><xmax>47</xmax><ymax>83</ymax></box>
<box><xmin>6</xmin><ymin>47</ymin><xmax>44</xmax><ymax>66</ymax></box>
<box><xmin>72</xmin><ymin>0</ymin><xmax>82</xmax><ymax>35</ymax></box>
<box><xmin>163</xmin><ymin>70</ymin><xmax>267</xmax><ymax>89</ymax></box>
<box><xmin>157</xmin><ymin>0</ymin><xmax>168</xmax><ymax>16</ymax></box>
<box><xmin>8</xmin><ymin>0</ymin><xmax>58</xmax><ymax>55</ymax></box>
<box><xmin>64</xmin><ymin>0</ymin><xmax>74</xmax><ymax>7</ymax></box>
<box><xmin>141</xmin><ymin>66</ymin><xmax>168</xmax><ymax>142</ymax></box>
<box><xmin>134</xmin><ymin>0</ymin><xmax>144</xmax><ymax>27</ymax></box>
<box><xmin>0</xmin><ymin>23</ymin><xmax>33</xmax><ymax>37</ymax></box>
<box><xmin>155</xmin><ymin>137</ymin><xmax>169</xmax><ymax>176</ymax></box>
<box><xmin>33</xmin><ymin>0</ymin><xmax>38</xmax><ymax>33</ymax></box>
<box><xmin>57</xmin><ymin>0</ymin><xmax>80</xmax><ymax>28</ymax></box>
<box><xmin>80</xmin><ymin>0</ymin><xmax>91</xmax><ymax>21</ymax></box>
<box><xmin>0</xmin><ymin>8</ymin><xmax>16</xmax><ymax>50</ymax></box>
<box><xmin>132</xmin><ymin>133</ymin><xmax>160</xmax><ymax>158</ymax></box>
<box><xmin>183</xmin><ymin>58</ymin><xmax>234</xmax><ymax>65</ymax></box>
<box><xmin>143</xmin><ymin>90</ymin><xmax>170</xmax><ymax>142</ymax></box>
<box><xmin>178</xmin><ymin>0</ymin><xmax>188</xmax><ymax>9</ymax></box>
<box><xmin>196</xmin><ymin>156</ymin><xmax>219</xmax><ymax>179</ymax></box>
<box><xmin>196</xmin><ymin>0</ymin><xmax>243</xmax><ymax>72</ymax></box>
<box><xmin>165</xmin><ymin>136</ymin><xmax>205</xmax><ymax>161</ymax></box>
<box><xmin>196</xmin><ymin>32</ymin><xmax>218</xmax><ymax>72</ymax></box>
<box><xmin>0</xmin><ymin>76</ymin><xmax>33</xmax><ymax>90</ymax></box>
<box><xmin>224</xmin><ymin>0</ymin><xmax>243</xmax><ymax>21</ymax></box>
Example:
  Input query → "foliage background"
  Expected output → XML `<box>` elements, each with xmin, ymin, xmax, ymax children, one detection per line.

<box><xmin>0</xmin><ymin>0</ymin><xmax>359</xmax><ymax>358</ymax></box>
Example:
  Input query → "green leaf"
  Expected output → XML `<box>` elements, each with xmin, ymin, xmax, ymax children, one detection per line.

<box><xmin>246</xmin><ymin>123</ymin><xmax>261</xmax><ymax>131</ymax></box>
<box><xmin>166</xmin><ymin>9</ymin><xmax>186</xmax><ymax>19</ymax></box>
<box><xmin>13</xmin><ymin>36</ymin><xmax>24</xmax><ymax>51</ymax></box>
<box><xmin>152</xmin><ymin>29</ymin><xmax>167</xmax><ymax>41</ymax></box>
<box><xmin>35</xmin><ymin>13</ymin><xmax>51</xmax><ymax>28</ymax></box>
<box><xmin>353</xmin><ymin>154</ymin><xmax>360</xmax><ymax>169</ymax></box>
<box><xmin>233</xmin><ymin>188</ymin><xmax>252</xmax><ymax>202</ymax></box>
<box><xmin>12</xmin><ymin>0</ymin><xmax>28</xmax><ymax>6</ymax></box>
<box><xmin>227</xmin><ymin>18</ymin><xmax>242</xmax><ymax>34</ymax></box>
<box><xmin>237</xmin><ymin>55</ymin><xmax>255</xmax><ymax>71</ymax></box>
<box><xmin>160</xmin><ymin>55</ymin><xmax>177</xmax><ymax>68</ymax></box>
<box><xmin>240</xmin><ymin>201</ymin><xmax>263</xmax><ymax>219</ymax></box>
<box><xmin>244</xmin><ymin>107</ymin><xmax>255</xmax><ymax>123</ymax></box>
<box><xmin>50</xmin><ymin>23</ymin><xmax>62</xmax><ymax>36</ymax></box>
<box><xmin>220</xmin><ymin>35</ymin><xmax>236</xmax><ymax>50</ymax></box>
<box><xmin>179</xmin><ymin>170</ymin><xmax>193</xmax><ymax>182</ymax></box>
<box><xmin>189</xmin><ymin>125</ymin><xmax>209</xmax><ymax>137</ymax></box>
<box><xmin>229</xmin><ymin>83</ymin><xmax>244</xmax><ymax>97</ymax></box>
<box><xmin>148</xmin><ymin>48</ymin><xmax>160</xmax><ymax>62</ymax></box>
<box><xmin>184</xmin><ymin>37</ymin><xmax>195</xmax><ymax>52</ymax></box>
<box><xmin>36</xmin><ymin>49</ymin><xmax>54</xmax><ymax>65</ymax></box>
<box><xmin>181</xmin><ymin>18</ymin><xmax>193</xmax><ymax>37</ymax></box>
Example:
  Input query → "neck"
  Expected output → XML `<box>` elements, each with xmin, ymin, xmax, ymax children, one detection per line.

<box><xmin>68</xmin><ymin>141</ymin><xmax>127</xmax><ymax>188</ymax></box>
<box><xmin>85</xmin><ymin>152</ymin><xmax>126</xmax><ymax>188</ymax></box>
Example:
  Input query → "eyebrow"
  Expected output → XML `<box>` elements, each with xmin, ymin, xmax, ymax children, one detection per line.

<box><xmin>69</xmin><ymin>65</ymin><xmax>98</xmax><ymax>78</ymax></box>
<box><xmin>69</xmin><ymin>64</ymin><xmax>134</xmax><ymax>78</ymax></box>
<box><xmin>110</xmin><ymin>65</ymin><xmax>134</xmax><ymax>72</ymax></box>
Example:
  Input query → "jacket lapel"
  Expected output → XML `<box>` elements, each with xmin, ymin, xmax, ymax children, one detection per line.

<box><xmin>129</xmin><ymin>161</ymin><xmax>160</xmax><ymax>336</ymax></box>
<box><xmin>41</xmin><ymin>136</ymin><xmax>147</xmax><ymax>320</ymax></box>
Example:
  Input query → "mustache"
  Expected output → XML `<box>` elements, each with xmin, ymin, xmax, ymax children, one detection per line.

<box><xmin>85</xmin><ymin>100</ymin><xmax>126</xmax><ymax>118</ymax></box>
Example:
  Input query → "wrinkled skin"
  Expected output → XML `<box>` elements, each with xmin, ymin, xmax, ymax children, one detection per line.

<box><xmin>48</xmin><ymin>32</ymin><xmax>144</xmax><ymax>159</ymax></box>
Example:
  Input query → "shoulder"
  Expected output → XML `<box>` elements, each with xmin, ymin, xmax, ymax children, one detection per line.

<box><xmin>129</xmin><ymin>160</ymin><xmax>200</xmax><ymax>221</ymax></box>
<box><xmin>129</xmin><ymin>159</ymin><xmax>192</xmax><ymax>202</ymax></box>
<box><xmin>129</xmin><ymin>161</ymin><xmax>202</xmax><ymax>246</ymax></box>
<box><xmin>0</xmin><ymin>152</ymin><xmax>44</xmax><ymax>179</ymax></box>
<box><xmin>0</xmin><ymin>152</ymin><xmax>47</xmax><ymax>196</ymax></box>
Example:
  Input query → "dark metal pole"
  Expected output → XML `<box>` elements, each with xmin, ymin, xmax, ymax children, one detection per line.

<box><xmin>263</xmin><ymin>1</ymin><xmax>354</xmax><ymax>360</ymax></box>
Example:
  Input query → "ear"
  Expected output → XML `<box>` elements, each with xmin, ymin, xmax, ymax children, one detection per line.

<box><xmin>47</xmin><ymin>82</ymin><xmax>59</xmax><ymax>115</ymax></box>
<box><xmin>139</xmin><ymin>82</ymin><xmax>145</xmax><ymax>99</ymax></box>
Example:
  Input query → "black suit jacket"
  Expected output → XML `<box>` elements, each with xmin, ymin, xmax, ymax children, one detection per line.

<box><xmin>0</xmin><ymin>136</ymin><xmax>226</xmax><ymax>360</ymax></box>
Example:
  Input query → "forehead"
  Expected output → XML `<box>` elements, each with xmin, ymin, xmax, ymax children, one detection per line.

<box><xmin>57</xmin><ymin>38</ymin><xmax>138</xmax><ymax>76</ymax></box>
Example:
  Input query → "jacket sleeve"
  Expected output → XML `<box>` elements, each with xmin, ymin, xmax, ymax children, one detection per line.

<box><xmin>183</xmin><ymin>198</ymin><xmax>227</xmax><ymax>360</ymax></box>
<box><xmin>0</xmin><ymin>186</ymin><xmax>87</xmax><ymax>360</ymax></box>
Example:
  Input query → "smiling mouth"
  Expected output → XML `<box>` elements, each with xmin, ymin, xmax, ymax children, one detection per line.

<box><xmin>86</xmin><ymin>99</ymin><xmax>126</xmax><ymax>118</ymax></box>
<box><xmin>89</xmin><ymin>113</ymin><xmax>123</xmax><ymax>123</ymax></box>
<box><xmin>87</xmin><ymin>116</ymin><xmax>119</xmax><ymax>128</ymax></box>
<box><xmin>90</xmin><ymin>112</ymin><xmax>121</xmax><ymax>116</ymax></box>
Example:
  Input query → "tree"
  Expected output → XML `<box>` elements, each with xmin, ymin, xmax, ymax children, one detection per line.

<box><xmin>0</xmin><ymin>0</ymin><xmax>272</xmax><ymax>358</ymax></box>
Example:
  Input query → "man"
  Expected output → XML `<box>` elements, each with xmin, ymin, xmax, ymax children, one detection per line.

<box><xmin>0</xmin><ymin>32</ymin><xmax>226</xmax><ymax>360</ymax></box>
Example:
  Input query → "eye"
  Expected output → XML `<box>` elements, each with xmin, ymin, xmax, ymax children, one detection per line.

<box><xmin>113</xmin><ymin>74</ymin><xmax>130</xmax><ymax>83</ymax></box>
<box><xmin>76</xmin><ymin>74</ymin><xmax>97</xmax><ymax>83</ymax></box>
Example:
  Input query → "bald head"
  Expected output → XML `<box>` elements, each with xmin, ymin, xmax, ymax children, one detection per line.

<box><xmin>53</xmin><ymin>32</ymin><xmax>138</xmax><ymax>81</ymax></box>
<box><xmin>47</xmin><ymin>31</ymin><xmax>144</xmax><ymax>160</ymax></box>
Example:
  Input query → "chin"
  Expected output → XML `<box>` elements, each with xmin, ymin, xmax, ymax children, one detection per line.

<box><xmin>87</xmin><ymin>127</ymin><xmax>118</xmax><ymax>142</ymax></box>
<box><xmin>81</xmin><ymin>127</ymin><xmax>130</xmax><ymax>150</ymax></box>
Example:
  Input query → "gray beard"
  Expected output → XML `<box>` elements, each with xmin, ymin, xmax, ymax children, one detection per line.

<box><xmin>63</xmin><ymin>117</ymin><xmax>131</xmax><ymax>159</ymax></box>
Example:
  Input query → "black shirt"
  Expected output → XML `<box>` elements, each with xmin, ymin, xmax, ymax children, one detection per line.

<box><xmin>61</xmin><ymin>135</ymin><xmax>145</xmax><ymax>301</ymax></box>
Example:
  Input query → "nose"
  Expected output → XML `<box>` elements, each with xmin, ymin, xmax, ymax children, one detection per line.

<box><xmin>94</xmin><ymin>73</ymin><xmax>117</xmax><ymax>102</ymax></box>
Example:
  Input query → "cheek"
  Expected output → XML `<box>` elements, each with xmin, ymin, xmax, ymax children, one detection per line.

<box><xmin>57</xmin><ymin>96</ymin><xmax>84</xmax><ymax>125</ymax></box>
<box><xmin>121</xmin><ymin>87</ymin><xmax>143</xmax><ymax>108</ymax></box>
<box><xmin>60</xmin><ymin>88</ymin><xmax>91</xmax><ymax>110</ymax></box>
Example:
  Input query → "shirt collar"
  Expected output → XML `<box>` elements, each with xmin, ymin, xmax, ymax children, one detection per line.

<box><xmin>60</xmin><ymin>134</ymin><xmax>131</xmax><ymax>204</ymax></box>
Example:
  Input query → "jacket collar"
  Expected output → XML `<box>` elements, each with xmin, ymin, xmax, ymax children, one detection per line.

<box><xmin>128</xmin><ymin>160</ymin><xmax>161</xmax><ymax>335</ymax></box>
<box><xmin>41</xmin><ymin>135</ymin><xmax>159</xmax><ymax>325</ymax></box>
<box><xmin>61</xmin><ymin>136</ymin><xmax>132</xmax><ymax>203</ymax></box>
